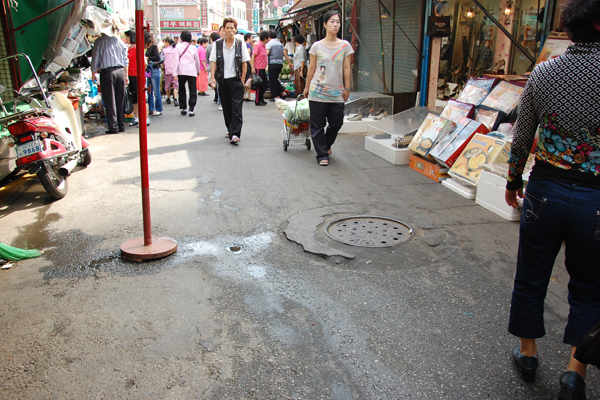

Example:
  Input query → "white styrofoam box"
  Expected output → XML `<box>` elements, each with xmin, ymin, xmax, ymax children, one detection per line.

<box><xmin>442</xmin><ymin>177</ymin><xmax>476</xmax><ymax>199</ymax></box>
<box><xmin>475</xmin><ymin>171</ymin><xmax>521</xmax><ymax>221</ymax></box>
<box><xmin>365</xmin><ymin>135</ymin><xmax>412</xmax><ymax>165</ymax></box>
<box><xmin>341</xmin><ymin>117</ymin><xmax>387</xmax><ymax>133</ymax></box>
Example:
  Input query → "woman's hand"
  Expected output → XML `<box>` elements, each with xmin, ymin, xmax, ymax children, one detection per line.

<box><xmin>251</xmin><ymin>68</ymin><xmax>256</xmax><ymax>74</ymax></box>
<box><xmin>303</xmin><ymin>87</ymin><xmax>309</xmax><ymax>97</ymax></box>
<box><xmin>342</xmin><ymin>89</ymin><xmax>350</xmax><ymax>102</ymax></box>
<box><xmin>505</xmin><ymin>188</ymin><xmax>523</xmax><ymax>209</ymax></box>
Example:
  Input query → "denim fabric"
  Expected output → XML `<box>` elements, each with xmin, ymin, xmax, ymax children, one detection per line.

<box><xmin>309</xmin><ymin>101</ymin><xmax>345</xmax><ymax>161</ymax></box>
<box><xmin>508</xmin><ymin>179</ymin><xmax>600</xmax><ymax>345</ymax></box>
<box><xmin>147</xmin><ymin>68</ymin><xmax>163</xmax><ymax>112</ymax></box>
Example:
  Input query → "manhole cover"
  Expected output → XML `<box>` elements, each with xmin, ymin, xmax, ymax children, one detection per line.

<box><xmin>324</xmin><ymin>215</ymin><xmax>413</xmax><ymax>247</ymax></box>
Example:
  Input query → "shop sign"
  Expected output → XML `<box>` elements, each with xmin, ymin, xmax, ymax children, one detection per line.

<box><xmin>147</xmin><ymin>0</ymin><xmax>198</xmax><ymax>5</ymax></box>
<box><xmin>201</xmin><ymin>0</ymin><xmax>208</xmax><ymax>27</ymax></box>
<box><xmin>161</xmin><ymin>7</ymin><xmax>184</xmax><ymax>19</ymax></box>
<box><xmin>226</xmin><ymin>0</ymin><xmax>231</xmax><ymax>16</ymax></box>
<box><xmin>253</xmin><ymin>8</ymin><xmax>259</xmax><ymax>32</ymax></box>
<box><xmin>212</xmin><ymin>23</ymin><xmax>220</xmax><ymax>31</ymax></box>
<box><xmin>427</xmin><ymin>16</ymin><xmax>451</xmax><ymax>37</ymax></box>
<box><xmin>157</xmin><ymin>20</ymin><xmax>202</xmax><ymax>29</ymax></box>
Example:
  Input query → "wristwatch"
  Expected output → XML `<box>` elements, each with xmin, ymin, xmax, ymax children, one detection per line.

<box><xmin>343</xmin><ymin>87</ymin><xmax>351</xmax><ymax>91</ymax></box>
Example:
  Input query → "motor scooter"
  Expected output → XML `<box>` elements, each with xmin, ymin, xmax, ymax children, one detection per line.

<box><xmin>0</xmin><ymin>53</ymin><xmax>90</xmax><ymax>200</ymax></box>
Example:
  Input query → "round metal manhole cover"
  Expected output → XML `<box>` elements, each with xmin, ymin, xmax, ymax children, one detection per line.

<box><xmin>324</xmin><ymin>215</ymin><xmax>413</xmax><ymax>248</ymax></box>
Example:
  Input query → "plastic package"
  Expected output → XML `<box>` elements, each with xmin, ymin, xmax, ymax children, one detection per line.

<box><xmin>456</xmin><ymin>77</ymin><xmax>497</xmax><ymax>106</ymax></box>
<box><xmin>440</xmin><ymin>100</ymin><xmax>475</xmax><ymax>123</ymax></box>
<box><xmin>481</xmin><ymin>81</ymin><xmax>525</xmax><ymax>114</ymax></box>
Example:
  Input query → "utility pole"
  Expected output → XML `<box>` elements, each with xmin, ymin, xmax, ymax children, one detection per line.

<box><xmin>151</xmin><ymin>0</ymin><xmax>161</xmax><ymax>39</ymax></box>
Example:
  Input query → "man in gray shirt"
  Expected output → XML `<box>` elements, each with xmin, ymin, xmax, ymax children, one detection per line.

<box><xmin>265</xmin><ymin>31</ymin><xmax>291</xmax><ymax>101</ymax></box>
<box><xmin>91</xmin><ymin>32</ymin><xmax>129</xmax><ymax>134</ymax></box>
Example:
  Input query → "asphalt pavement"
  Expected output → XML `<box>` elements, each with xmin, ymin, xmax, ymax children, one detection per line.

<box><xmin>0</xmin><ymin>90</ymin><xmax>597</xmax><ymax>399</ymax></box>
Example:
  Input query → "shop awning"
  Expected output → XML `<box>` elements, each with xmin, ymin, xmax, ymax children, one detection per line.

<box><xmin>287</xmin><ymin>0</ymin><xmax>335</xmax><ymax>14</ymax></box>
<box><xmin>262</xmin><ymin>17</ymin><xmax>285</xmax><ymax>25</ymax></box>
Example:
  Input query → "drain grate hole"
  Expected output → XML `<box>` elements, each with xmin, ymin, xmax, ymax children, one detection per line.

<box><xmin>325</xmin><ymin>216</ymin><xmax>413</xmax><ymax>247</ymax></box>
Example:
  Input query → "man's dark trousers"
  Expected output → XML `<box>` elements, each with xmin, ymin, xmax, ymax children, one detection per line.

<box><xmin>268</xmin><ymin>63</ymin><xmax>283</xmax><ymax>99</ymax></box>
<box><xmin>100</xmin><ymin>66</ymin><xmax>126</xmax><ymax>132</ymax></box>
<box><xmin>218</xmin><ymin>78</ymin><xmax>245</xmax><ymax>138</ymax></box>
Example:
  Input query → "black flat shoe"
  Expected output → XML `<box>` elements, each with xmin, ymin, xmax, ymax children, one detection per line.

<box><xmin>558</xmin><ymin>371</ymin><xmax>586</xmax><ymax>400</ymax></box>
<box><xmin>105</xmin><ymin>130</ymin><xmax>119</xmax><ymax>134</ymax></box>
<box><xmin>512</xmin><ymin>346</ymin><xmax>538</xmax><ymax>382</ymax></box>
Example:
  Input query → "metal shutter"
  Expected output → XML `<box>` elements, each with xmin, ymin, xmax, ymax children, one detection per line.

<box><xmin>356</xmin><ymin>0</ymin><xmax>420</xmax><ymax>93</ymax></box>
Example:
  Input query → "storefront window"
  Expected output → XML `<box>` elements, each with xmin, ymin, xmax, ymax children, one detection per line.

<box><xmin>434</xmin><ymin>0</ymin><xmax>548</xmax><ymax>101</ymax></box>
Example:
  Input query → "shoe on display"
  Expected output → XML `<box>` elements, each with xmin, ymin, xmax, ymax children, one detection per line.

<box><xmin>374</xmin><ymin>111</ymin><xmax>387</xmax><ymax>120</ymax></box>
<box><xmin>348</xmin><ymin>114</ymin><xmax>363</xmax><ymax>121</ymax></box>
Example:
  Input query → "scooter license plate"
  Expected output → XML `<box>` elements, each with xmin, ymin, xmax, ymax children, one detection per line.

<box><xmin>16</xmin><ymin>140</ymin><xmax>43</xmax><ymax>158</ymax></box>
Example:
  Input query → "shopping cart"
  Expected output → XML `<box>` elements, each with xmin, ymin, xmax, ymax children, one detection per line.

<box><xmin>280</xmin><ymin>94</ymin><xmax>311</xmax><ymax>152</ymax></box>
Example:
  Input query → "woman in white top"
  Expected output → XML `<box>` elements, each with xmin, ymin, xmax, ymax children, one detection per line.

<box><xmin>303</xmin><ymin>10</ymin><xmax>354</xmax><ymax>166</ymax></box>
<box><xmin>173</xmin><ymin>30</ymin><xmax>201</xmax><ymax>117</ymax></box>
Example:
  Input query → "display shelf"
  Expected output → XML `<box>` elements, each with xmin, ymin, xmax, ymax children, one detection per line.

<box><xmin>339</xmin><ymin>92</ymin><xmax>394</xmax><ymax>133</ymax></box>
<box><xmin>364</xmin><ymin>106</ymin><xmax>443</xmax><ymax>165</ymax></box>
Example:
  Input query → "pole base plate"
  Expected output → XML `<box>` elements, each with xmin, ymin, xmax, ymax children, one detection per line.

<box><xmin>121</xmin><ymin>236</ymin><xmax>177</xmax><ymax>262</ymax></box>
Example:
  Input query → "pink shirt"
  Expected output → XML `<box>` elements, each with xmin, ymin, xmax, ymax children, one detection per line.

<box><xmin>162</xmin><ymin>45</ymin><xmax>178</xmax><ymax>75</ymax></box>
<box><xmin>197</xmin><ymin>45</ymin><xmax>207</xmax><ymax>71</ymax></box>
<box><xmin>174</xmin><ymin>41</ymin><xmax>201</xmax><ymax>76</ymax></box>
<box><xmin>253</xmin><ymin>41</ymin><xmax>267</xmax><ymax>70</ymax></box>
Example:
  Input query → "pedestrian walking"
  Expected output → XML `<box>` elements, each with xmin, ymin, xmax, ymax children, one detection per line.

<box><xmin>250</xmin><ymin>30</ymin><xmax>269</xmax><ymax>106</ymax></box>
<box><xmin>209</xmin><ymin>17</ymin><xmax>250</xmax><ymax>144</ymax></box>
<box><xmin>162</xmin><ymin>37</ymin><xmax>179</xmax><ymax>106</ymax></box>
<box><xmin>303</xmin><ymin>10</ymin><xmax>353</xmax><ymax>166</ymax></box>
<box><xmin>174</xmin><ymin>30</ymin><xmax>202</xmax><ymax>117</ymax></box>
<box><xmin>243</xmin><ymin>33</ymin><xmax>254</xmax><ymax>102</ymax></box>
<box><xmin>292</xmin><ymin>35</ymin><xmax>307</xmax><ymax>98</ymax></box>
<box><xmin>91</xmin><ymin>30</ymin><xmax>129</xmax><ymax>134</ymax></box>
<box><xmin>207</xmin><ymin>32</ymin><xmax>222</xmax><ymax>109</ymax></box>
<box><xmin>504</xmin><ymin>1</ymin><xmax>600</xmax><ymax>399</ymax></box>
<box><xmin>125</xmin><ymin>30</ymin><xmax>150</xmax><ymax>127</ymax></box>
<box><xmin>196</xmin><ymin>37</ymin><xmax>209</xmax><ymax>96</ymax></box>
<box><xmin>145</xmin><ymin>34</ymin><xmax>163</xmax><ymax>116</ymax></box>
<box><xmin>266</xmin><ymin>31</ymin><xmax>291</xmax><ymax>101</ymax></box>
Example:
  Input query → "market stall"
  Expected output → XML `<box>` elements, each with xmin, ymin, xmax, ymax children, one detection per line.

<box><xmin>365</xmin><ymin>33</ymin><xmax>571</xmax><ymax>221</ymax></box>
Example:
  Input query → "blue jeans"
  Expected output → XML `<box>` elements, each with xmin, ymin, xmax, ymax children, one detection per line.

<box><xmin>146</xmin><ymin>68</ymin><xmax>162</xmax><ymax>112</ymax></box>
<box><xmin>508</xmin><ymin>179</ymin><xmax>600</xmax><ymax>345</ymax></box>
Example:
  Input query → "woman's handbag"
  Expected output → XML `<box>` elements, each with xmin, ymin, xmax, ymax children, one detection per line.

<box><xmin>574</xmin><ymin>320</ymin><xmax>600</xmax><ymax>369</ymax></box>
<box><xmin>124</xmin><ymin>89</ymin><xmax>133</xmax><ymax>115</ymax></box>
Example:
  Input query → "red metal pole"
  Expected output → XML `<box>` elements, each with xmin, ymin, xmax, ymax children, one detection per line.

<box><xmin>135</xmin><ymin>8</ymin><xmax>152</xmax><ymax>246</ymax></box>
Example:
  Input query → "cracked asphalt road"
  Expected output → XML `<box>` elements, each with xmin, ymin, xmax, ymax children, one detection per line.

<box><xmin>0</xmin><ymin>93</ymin><xmax>597</xmax><ymax>399</ymax></box>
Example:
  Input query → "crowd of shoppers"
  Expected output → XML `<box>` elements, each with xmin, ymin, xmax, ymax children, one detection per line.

<box><xmin>93</xmin><ymin>19</ymin><xmax>319</xmax><ymax>148</ymax></box>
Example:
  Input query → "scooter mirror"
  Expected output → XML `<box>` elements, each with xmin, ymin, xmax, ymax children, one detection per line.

<box><xmin>42</xmin><ymin>48</ymin><xmax>56</xmax><ymax>61</ymax></box>
<box><xmin>0</xmin><ymin>84</ymin><xmax>5</xmax><ymax>94</ymax></box>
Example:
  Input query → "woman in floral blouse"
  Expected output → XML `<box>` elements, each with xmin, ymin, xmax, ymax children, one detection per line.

<box><xmin>505</xmin><ymin>1</ymin><xmax>600</xmax><ymax>399</ymax></box>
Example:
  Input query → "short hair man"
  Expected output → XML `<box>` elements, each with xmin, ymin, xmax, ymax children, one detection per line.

<box><xmin>265</xmin><ymin>30</ymin><xmax>291</xmax><ymax>101</ymax></box>
<box><xmin>91</xmin><ymin>32</ymin><xmax>129</xmax><ymax>133</ymax></box>
<box><xmin>210</xmin><ymin>18</ymin><xmax>251</xmax><ymax>144</ymax></box>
